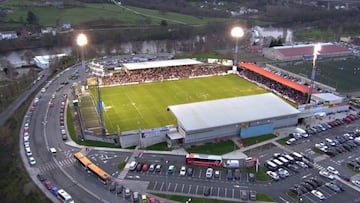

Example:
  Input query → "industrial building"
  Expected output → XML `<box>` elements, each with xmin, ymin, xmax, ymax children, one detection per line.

<box><xmin>167</xmin><ymin>93</ymin><xmax>300</xmax><ymax>146</ymax></box>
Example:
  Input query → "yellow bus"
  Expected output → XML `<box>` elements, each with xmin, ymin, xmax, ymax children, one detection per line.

<box><xmin>74</xmin><ymin>152</ymin><xmax>92</xmax><ymax>169</ymax></box>
<box><xmin>87</xmin><ymin>162</ymin><xmax>110</xmax><ymax>184</ymax></box>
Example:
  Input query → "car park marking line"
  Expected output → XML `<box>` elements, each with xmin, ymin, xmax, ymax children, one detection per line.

<box><xmin>174</xmin><ymin>183</ymin><xmax>178</xmax><ymax>192</ymax></box>
<box><xmin>217</xmin><ymin>187</ymin><xmax>220</xmax><ymax>196</ymax></box>
<box><xmin>225</xmin><ymin>188</ymin><xmax>227</xmax><ymax>197</ymax></box>
<box><xmin>167</xmin><ymin>183</ymin><xmax>171</xmax><ymax>191</ymax></box>
<box><xmin>153</xmin><ymin>181</ymin><xmax>158</xmax><ymax>190</ymax></box>
<box><xmin>188</xmin><ymin>185</ymin><xmax>192</xmax><ymax>194</ymax></box>
<box><xmin>159</xmin><ymin>182</ymin><xmax>164</xmax><ymax>191</ymax></box>
<box><xmin>124</xmin><ymin>156</ymin><xmax>129</xmax><ymax>162</ymax></box>
<box><xmin>232</xmin><ymin>188</ymin><xmax>234</xmax><ymax>198</ymax></box>
<box><xmin>181</xmin><ymin>184</ymin><xmax>185</xmax><ymax>193</ymax></box>
<box><xmin>198</xmin><ymin>170</ymin><xmax>202</xmax><ymax>178</ymax></box>
<box><xmin>195</xmin><ymin>185</ymin><xmax>198</xmax><ymax>194</ymax></box>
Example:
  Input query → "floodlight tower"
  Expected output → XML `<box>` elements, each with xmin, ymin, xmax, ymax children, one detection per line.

<box><xmin>307</xmin><ymin>44</ymin><xmax>321</xmax><ymax>104</ymax></box>
<box><xmin>76</xmin><ymin>33</ymin><xmax>88</xmax><ymax>70</ymax></box>
<box><xmin>231</xmin><ymin>26</ymin><xmax>244</xmax><ymax>68</ymax></box>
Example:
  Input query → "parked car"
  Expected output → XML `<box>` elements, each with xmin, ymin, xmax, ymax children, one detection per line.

<box><xmin>240</xmin><ymin>190</ymin><xmax>248</xmax><ymax>200</ymax></box>
<box><xmin>43</xmin><ymin>180</ymin><xmax>53</xmax><ymax>190</ymax></box>
<box><xmin>277</xmin><ymin>168</ymin><xmax>289</xmax><ymax>178</ymax></box>
<box><xmin>149</xmin><ymin>164</ymin><xmax>155</xmax><ymax>172</ymax></box>
<box><xmin>187</xmin><ymin>167</ymin><xmax>193</xmax><ymax>176</ymax></box>
<box><xmin>319</xmin><ymin>170</ymin><xmax>335</xmax><ymax>180</ymax></box>
<box><xmin>109</xmin><ymin>181</ymin><xmax>117</xmax><ymax>192</ymax></box>
<box><xmin>133</xmin><ymin>191</ymin><xmax>139</xmax><ymax>202</ymax></box>
<box><xmin>142</xmin><ymin>163</ymin><xmax>150</xmax><ymax>172</ymax></box>
<box><xmin>311</xmin><ymin>190</ymin><xmax>326</xmax><ymax>200</ymax></box>
<box><xmin>248</xmin><ymin>173</ymin><xmax>255</xmax><ymax>182</ymax></box>
<box><xmin>116</xmin><ymin>184</ymin><xmax>123</xmax><ymax>194</ymax></box>
<box><xmin>234</xmin><ymin>169</ymin><xmax>241</xmax><ymax>180</ymax></box>
<box><xmin>325</xmin><ymin>182</ymin><xmax>342</xmax><ymax>192</ymax></box>
<box><xmin>136</xmin><ymin>163</ymin><xmax>143</xmax><ymax>172</ymax></box>
<box><xmin>37</xmin><ymin>174</ymin><xmax>47</xmax><ymax>182</ymax></box>
<box><xmin>214</xmin><ymin>170</ymin><xmax>220</xmax><ymax>178</ymax></box>
<box><xmin>352</xmin><ymin>179</ymin><xmax>360</xmax><ymax>187</ymax></box>
<box><xmin>327</xmin><ymin>166</ymin><xmax>339</xmax><ymax>175</ymax></box>
<box><xmin>266</xmin><ymin>171</ymin><xmax>279</xmax><ymax>181</ymax></box>
<box><xmin>179</xmin><ymin>166</ymin><xmax>186</xmax><ymax>176</ymax></box>
<box><xmin>124</xmin><ymin>188</ymin><xmax>131</xmax><ymax>198</ymax></box>
<box><xmin>249</xmin><ymin>190</ymin><xmax>256</xmax><ymax>201</ymax></box>
<box><xmin>206</xmin><ymin>168</ymin><xmax>213</xmax><ymax>178</ymax></box>
<box><xmin>29</xmin><ymin>156</ymin><xmax>36</xmax><ymax>165</ymax></box>
<box><xmin>226</xmin><ymin>169</ymin><xmax>233</xmax><ymax>180</ymax></box>
<box><xmin>155</xmin><ymin>164</ymin><xmax>161</xmax><ymax>172</ymax></box>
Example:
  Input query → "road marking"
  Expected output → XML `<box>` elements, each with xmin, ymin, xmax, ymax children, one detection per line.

<box><xmin>124</xmin><ymin>156</ymin><xmax>129</xmax><ymax>162</ymax></box>
<box><xmin>279</xmin><ymin>196</ymin><xmax>289</xmax><ymax>203</ymax></box>
<box><xmin>217</xmin><ymin>187</ymin><xmax>220</xmax><ymax>197</ymax></box>
<box><xmin>225</xmin><ymin>188</ymin><xmax>227</xmax><ymax>197</ymax></box>
<box><xmin>153</xmin><ymin>181</ymin><xmax>158</xmax><ymax>190</ymax></box>
<box><xmin>159</xmin><ymin>182</ymin><xmax>164</xmax><ymax>191</ymax></box>
<box><xmin>195</xmin><ymin>185</ymin><xmax>198</xmax><ymax>194</ymax></box>
<box><xmin>174</xmin><ymin>183</ymin><xmax>178</xmax><ymax>192</ymax></box>
<box><xmin>181</xmin><ymin>184</ymin><xmax>185</xmax><ymax>193</ymax></box>
<box><xmin>232</xmin><ymin>188</ymin><xmax>234</xmax><ymax>198</ymax></box>
<box><xmin>198</xmin><ymin>170</ymin><xmax>202</xmax><ymax>178</ymax></box>
<box><xmin>302</xmin><ymin>173</ymin><xmax>312</xmax><ymax>179</ymax></box>
<box><xmin>167</xmin><ymin>183</ymin><xmax>171</xmax><ymax>191</ymax></box>
<box><xmin>188</xmin><ymin>185</ymin><xmax>192</xmax><ymax>194</ymax></box>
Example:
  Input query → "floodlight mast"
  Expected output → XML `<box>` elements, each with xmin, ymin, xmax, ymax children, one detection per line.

<box><xmin>76</xmin><ymin>33</ymin><xmax>88</xmax><ymax>70</ymax></box>
<box><xmin>231</xmin><ymin>27</ymin><xmax>244</xmax><ymax>68</ymax></box>
<box><xmin>307</xmin><ymin>44</ymin><xmax>321</xmax><ymax>103</ymax></box>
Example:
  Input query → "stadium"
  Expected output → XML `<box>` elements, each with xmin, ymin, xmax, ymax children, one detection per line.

<box><xmin>262</xmin><ymin>42</ymin><xmax>352</xmax><ymax>61</ymax></box>
<box><xmin>78</xmin><ymin>51</ymin><xmax>350</xmax><ymax>148</ymax></box>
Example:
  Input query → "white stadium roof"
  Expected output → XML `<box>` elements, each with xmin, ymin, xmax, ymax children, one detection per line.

<box><xmin>312</xmin><ymin>93</ymin><xmax>343</xmax><ymax>102</ymax></box>
<box><xmin>123</xmin><ymin>59</ymin><xmax>203</xmax><ymax>70</ymax></box>
<box><xmin>168</xmin><ymin>93</ymin><xmax>300</xmax><ymax>131</ymax></box>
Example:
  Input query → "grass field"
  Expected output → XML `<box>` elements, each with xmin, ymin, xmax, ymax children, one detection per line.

<box><xmin>186</xmin><ymin>140</ymin><xmax>238</xmax><ymax>155</ymax></box>
<box><xmin>89</xmin><ymin>75</ymin><xmax>266</xmax><ymax>133</ymax></box>
<box><xmin>3</xmin><ymin>1</ymin><xmax>228</xmax><ymax>27</ymax></box>
<box><xmin>276</xmin><ymin>57</ymin><xmax>360</xmax><ymax>92</ymax></box>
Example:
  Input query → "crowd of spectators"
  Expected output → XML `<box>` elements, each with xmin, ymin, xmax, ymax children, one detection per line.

<box><xmin>101</xmin><ymin>65</ymin><xmax>227</xmax><ymax>85</ymax></box>
<box><xmin>241</xmin><ymin>69</ymin><xmax>308</xmax><ymax>104</ymax></box>
<box><xmin>264</xmin><ymin>66</ymin><xmax>326</xmax><ymax>93</ymax></box>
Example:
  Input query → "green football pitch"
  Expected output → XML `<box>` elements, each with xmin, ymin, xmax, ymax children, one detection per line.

<box><xmin>89</xmin><ymin>74</ymin><xmax>266</xmax><ymax>133</ymax></box>
<box><xmin>276</xmin><ymin>57</ymin><xmax>360</xmax><ymax>93</ymax></box>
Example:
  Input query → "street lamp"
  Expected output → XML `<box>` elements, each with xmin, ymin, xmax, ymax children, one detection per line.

<box><xmin>76</xmin><ymin>33</ymin><xmax>88</xmax><ymax>70</ymax></box>
<box><xmin>231</xmin><ymin>26</ymin><xmax>244</xmax><ymax>68</ymax></box>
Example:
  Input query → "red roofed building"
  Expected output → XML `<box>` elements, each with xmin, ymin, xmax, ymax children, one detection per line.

<box><xmin>262</xmin><ymin>43</ymin><xmax>351</xmax><ymax>61</ymax></box>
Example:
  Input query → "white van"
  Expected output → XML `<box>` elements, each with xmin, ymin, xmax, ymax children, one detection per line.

<box><xmin>291</xmin><ymin>152</ymin><xmax>303</xmax><ymax>161</ymax></box>
<box><xmin>272</xmin><ymin>159</ymin><xmax>284</xmax><ymax>167</ymax></box>
<box><xmin>283</xmin><ymin>154</ymin><xmax>295</xmax><ymax>163</ymax></box>
<box><xmin>295</xmin><ymin>127</ymin><xmax>309</xmax><ymax>138</ymax></box>
<box><xmin>278</xmin><ymin>157</ymin><xmax>289</xmax><ymax>166</ymax></box>
<box><xmin>264</xmin><ymin>160</ymin><xmax>278</xmax><ymax>171</ymax></box>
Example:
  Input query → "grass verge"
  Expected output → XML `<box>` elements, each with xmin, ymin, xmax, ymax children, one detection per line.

<box><xmin>186</xmin><ymin>140</ymin><xmax>238</xmax><ymax>155</ymax></box>
<box><xmin>312</xmin><ymin>148</ymin><xmax>325</xmax><ymax>155</ymax></box>
<box><xmin>242</xmin><ymin>134</ymin><xmax>276</xmax><ymax>147</ymax></box>
<box><xmin>256</xmin><ymin>193</ymin><xmax>274</xmax><ymax>202</ymax></box>
<box><xmin>118</xmin><ymin>162</ymin><xmax>126</xmax><ymax>170</ymax></box>
<box><xmin>145</xmin><ymin>142</ymin><xmax>170</xmax><ymax>151</ymax></box>
<box><xmin>276</xmin><ymin>136</ymin><xmax>290</xmax><ymax>145</ymax></box>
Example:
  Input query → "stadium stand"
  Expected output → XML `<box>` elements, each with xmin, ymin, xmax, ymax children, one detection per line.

<box><xmin>101</xmin><ymin>64</ymin><xmax>227</xmax><ymax>85</ymax></box>
<box><xmin>239</xmin><ymin>63</ymin><xmax>313</xmax><ymax>104</ymax></box>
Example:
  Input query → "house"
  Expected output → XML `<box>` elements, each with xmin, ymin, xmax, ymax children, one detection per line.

<box><xmin>0</xmin><ymin>31</ymin><xmax>17</xmax><ymax>40</ymax></box>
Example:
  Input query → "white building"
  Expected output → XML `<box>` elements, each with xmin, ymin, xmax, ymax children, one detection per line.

<box><xmin>33</xmin><ymin>53</ymin><xmax>67</xmax><ymax>69</ymax></box>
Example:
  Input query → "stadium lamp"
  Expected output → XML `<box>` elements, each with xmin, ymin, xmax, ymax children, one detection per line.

<box><xmin>77</xmin><ymin>33</ymin><xmax>88</xmax><ymax>70</ymax></box>
<box><xmin>231</xmin><ymin>27</ymin><xmax>244</xmax><ymax>68</ymax></box>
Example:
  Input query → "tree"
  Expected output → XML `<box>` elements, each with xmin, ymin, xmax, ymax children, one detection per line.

<box><xmin>26</xmin><ymin>11</ymin><xmax>39</xmax><ymax>25</ymax></box>
<box><xmin>160</xmin><ymin>20</ymin><xmax>168</xmax><ymax>27</ymax></box>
